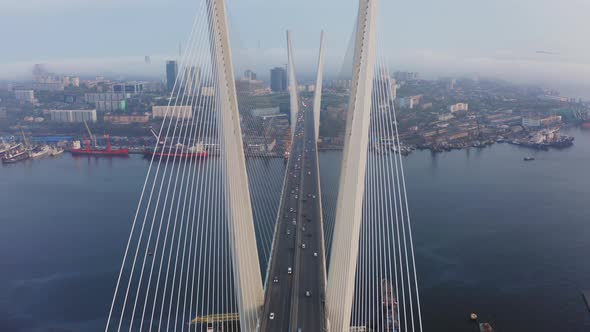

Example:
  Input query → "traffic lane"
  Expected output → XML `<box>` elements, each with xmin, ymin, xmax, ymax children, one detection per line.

<box><xmin>261</xmin><ymin>113</ymin><xmax>311</xmax><ymax>330</ymax></box>
<box><xmin>297</xmin><ymin>217</ymin><xmax>322</xmax><ymax>328</ymax></box>
<box><xmin>295</xmin><ymin>109</ymin><xmax>324</xmax><ymax>330</ymax></box>
<box><xmin>288</xmin><ymin>132</ymin><xmax>310</xmax><ymax>331</ymax></box>
<box><xmin>263</xmin><ymin>198</ymin><xmax>295</xmax><ymax>329</ymax></box>
<box><xmin>261</xmin><ymin>142</ymin><xmax>302</xmax><ymax>330</ymax></box>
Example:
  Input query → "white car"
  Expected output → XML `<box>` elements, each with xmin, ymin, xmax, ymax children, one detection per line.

<box><xmin>314</xmin><ymin>252</ymin><xmax>318</xmax><ymax>257</ymax></box>
<box><xmin>269</xmin><ymin>312</ymin><xmax>275</xmax><ymax>320</ymax></box>
<box><xmin>288</xmin><ymin>267</ymin><xmax>292</xmax><ymax>274</ymax></box>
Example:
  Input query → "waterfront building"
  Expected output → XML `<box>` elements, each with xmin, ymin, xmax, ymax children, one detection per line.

<box><xmin>50</xmin><ymin>109</ymin><xmax>97</xmax><ymax>123</ymax></box>
<box><xmin>152</xmin><ymin>105</ymin><xmax>193</xmax><ymax>119</ymax></box>
<box><xmin>104</xmin><ymin>114</ymin><xmax>150</xmax><ymax>124</ymax></box>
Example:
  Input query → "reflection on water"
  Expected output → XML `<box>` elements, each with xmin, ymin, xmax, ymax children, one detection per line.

<box><xmin>1</xmin><ymin>128</ymin><xmax>590</xmax><ymax>331</ymax></box>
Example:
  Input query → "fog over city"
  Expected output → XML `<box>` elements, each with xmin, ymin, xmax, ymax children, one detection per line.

<box><xmin>1</xmin><ymin>0</ymin><xmax>590</xmax><ymax>97</ymax></box>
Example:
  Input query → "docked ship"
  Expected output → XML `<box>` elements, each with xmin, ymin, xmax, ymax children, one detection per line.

<box><xmin>382</xmin><ymin>279</ymin><xmax>399</xmax><ymax>332</ymax></box>
<box><xmin>30</xmin><ymin>145</ymin><xmax>50</xmax><ymax>159</ymax></box>
<box><xmin>0</xmin><ymin>143</ymin><xmax>22</xmax><ymax>158</ymax></box>
<box><xmin>143</xmin><ymin>143</ymin><xmax>208</xmax><ymax>160</ymax></box>
<box><xmin>2</xmin><ymin>149</ymin><xmax>30</xmax><ymax>164</ymax></box>
<box><xmin>48</xmin><ymin>147</ymin><xmax>64</xmax><ymax>157</ymax></box>
<box><xmin>71</xmin><ymin>135</ymin><xmax>129</xmax><ymax>156</ymax></box>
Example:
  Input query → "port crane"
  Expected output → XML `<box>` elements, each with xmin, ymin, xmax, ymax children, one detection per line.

<box><xmin>149</xmin><ymin>126</ymin><xmax>166</xmax><ymax>145</ymax></box>
<box><xmin>83</xmin><ymin>120</ymin><xmax>97</xmax><ymax>147</ymax></box>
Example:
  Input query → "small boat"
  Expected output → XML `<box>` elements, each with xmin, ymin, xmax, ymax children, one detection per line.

<box><xmin>30</xmin><ymin>145</ymin><xmax>50</xmax><ymax>159</ymax></box>
<box><xmin>524</xmin><ymin>156</ymin><xmax>535</xmax><ymax>161</ymax></box>
<box><xmin>48</xmin><ymin>147</ymin><xmax>64</xmax><ymax>157</ymax></box>
<box><xmin>0</xmin><ymin>143</ymin><xmax>21</xmax><ymax>158</ymax></box>
<box><xmin>2</xmin><ymin>150</ymin><xmax>30</xmax><ymax>164</ymax></box>
<box><xmin>479</xmin><ymin>322</ymin><xmax>494</xmax><ymax>332</ymax></box>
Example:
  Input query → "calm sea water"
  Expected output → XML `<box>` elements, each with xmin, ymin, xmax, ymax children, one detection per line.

<box><xmin>1</xmin><ymin>128</ymin><xmax>590</xmax><ymax>331</ymax></box>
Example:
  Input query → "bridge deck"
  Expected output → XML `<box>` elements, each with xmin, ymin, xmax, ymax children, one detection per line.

<box><xmin>260</xmin><ymin>101</ymin><xmax>326</xmax><ymax>331</ymax></box>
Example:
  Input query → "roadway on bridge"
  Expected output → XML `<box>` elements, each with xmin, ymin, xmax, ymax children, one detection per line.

<box><xmin>260</xmin><ymin>100</ymin><xmax>326</xmax><ymax>332</ymax></box>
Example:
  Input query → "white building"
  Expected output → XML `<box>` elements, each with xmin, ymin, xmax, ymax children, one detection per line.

<box><xmin>85</xmin><ymin>93</ymin><xmax>126</xmax><ymax>112</ymax></box>
<box><xmin>449</xmin><ymin>102</ymin><xmax>469</xmax><ymax>113</ymax></box>
<box><xmin>14</xmin><ymin>90</ymin><xmax>35</xmax><ymax>103</ymax></box>
<box><xmin>398</xmin><ymin>95</ymin><xmax>422</xmax><ymax>109</ymax></box>
<box><xmin>152</xmin><ymin>105</ymin><xmax>193</xmax><ymax>119</ymax></box>
<box><xmin>50</xmin><ymin>109</ymin><xmax>97</xmax><ymax>123</ymax></box>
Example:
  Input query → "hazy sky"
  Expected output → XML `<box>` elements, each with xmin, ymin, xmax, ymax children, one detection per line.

<box><xmin>1</xmin><ymin>0</ymin><xmax>589</xmax><ymax>96</ymax></box>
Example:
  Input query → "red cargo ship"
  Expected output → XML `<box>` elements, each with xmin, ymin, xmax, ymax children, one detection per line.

<box><xmin>71</xmin><ymin>135</ymin><xmax>129</xmax><ymax>156</ymax></box>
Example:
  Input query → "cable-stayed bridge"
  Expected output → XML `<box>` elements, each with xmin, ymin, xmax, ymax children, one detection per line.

<box><xmin>105</xmin><ymin>0</ymin><xmax>423</xmax><ymax>331</ymax></box>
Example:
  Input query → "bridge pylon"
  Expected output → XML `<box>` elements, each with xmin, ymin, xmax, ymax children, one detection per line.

<box><xmin>325</xmin><ymin>0</ymin><xmax>379</xmax><ymax>330</ymax></box>
<box><xmin>206</xmin><ymin>0</ymin><xmax>264</xmax><ymax>330</ymax></box>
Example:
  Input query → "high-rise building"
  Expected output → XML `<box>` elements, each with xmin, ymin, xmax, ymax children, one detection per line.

<box><xmin>166</xmin><ymin>60</ymin><xmax>178</xmax><ymax>92</ymax></box>
<box><xmin>270</xmin><ymin>67</ymin><xmax>287</xmax><ymax>92</ymax></box>
<box><xmin>244</xmin><ymin>69</ymin><xmax>257</xmax><ymax>81</ymax></box>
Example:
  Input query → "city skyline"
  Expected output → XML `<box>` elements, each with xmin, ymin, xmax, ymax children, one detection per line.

<box><xmin>1</xmin><ymin>0</ymin><xmax>590</xmax><ymax>98</ymax></box>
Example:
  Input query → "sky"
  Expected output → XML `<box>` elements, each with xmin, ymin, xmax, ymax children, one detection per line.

<box><xmin>0</xmin><ymin>0</ymin><xmax>589</xmax><ymax>97</ymax></box>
